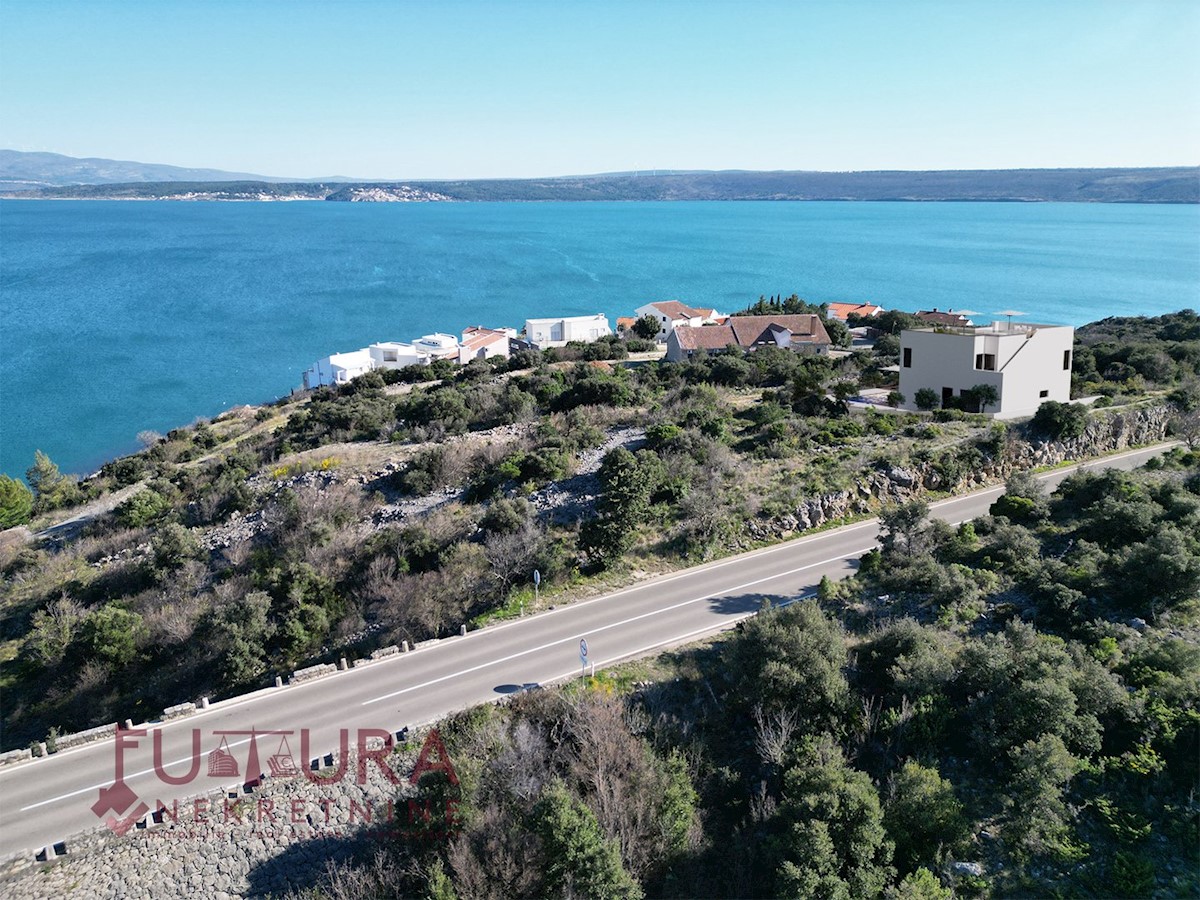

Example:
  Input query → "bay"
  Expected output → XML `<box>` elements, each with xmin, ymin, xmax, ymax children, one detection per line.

<box><xmin>1</xmin><ymin>199</ymin><xmax>1197</xmax><ymax>479</ymax></box>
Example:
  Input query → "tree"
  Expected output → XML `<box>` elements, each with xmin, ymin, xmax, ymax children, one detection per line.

<box><xmin>1031</xmin><ymin>401</ymin><xmax>1089</xmax><ymax>441</ymax></box>
<box><xmin>152</xmin><ymin>522</ymin><xmax>200</xmax><ymax>570</ymax></box>
<box><xmin>25</xmin><ymin>450</ymin><xmax>79</xmax><ymax>511</ymax></box>
<box><xmin>1004</xmin><ymin>733</ymin><xmax>1081</xmax><ymax>860</ymax></box>
<box><xmin>115</xmin><ymin>488</ymin><xmax>171</xmax><ymax>527</ymax></box>
<box><xmin>775</xmin><ymin>741</ymin><xmax>895</xmax><ymax>899</ymax></box>
<box><xmin>892</xmin><ymin>868</ymin><xmax>952</xmax><ymax>899</ymax></box>
<box><xmin>632</xmin><ymin>314</ymin><xmax>661</xmax><ymax>341</ymax></box>
<box><xmin>533</xmin><ymin>780</ymin><xmax>643</xmax><ymax>900</ymax></box>
<box><xmin>969</xmin><ymin>383</ymin><xmax>999</xmax><ymax>414</ymax></box>
<box><xmin>208</xmin><ymin>590</ymin><xmax>275</xmax><ymax>687</ymax></box>
<box><xmin>884</xmin><ymin>761</ymin><xmax>968</xmax><ymax>873</ymax></box>
<box><xmin>729</xmin><ymin>601</ymin><xmax>851</xmax><ymax>735</ymax></box>
<box><xmin>0</xmin><ymin>475</ymin><xmax>34</xmax><ymax>527</ymax></box>
<box><xmin>914</xmin><ymin>388</ymin><xmax>938</xmax><ymax>412</ymax></box>
<box><xmin>580</xmin><ymin>448</ymin><xmax>662</xmax><ymax>569</ymax></box>
<box><xmin>81</xmin><ymin>606</ymin><xmax>147</xmax><ymax>669</ymax></box>
<box><xmin>879</xmin><ymin>501</ymin><xmax>930</xmax><ymax>558</ymax></box>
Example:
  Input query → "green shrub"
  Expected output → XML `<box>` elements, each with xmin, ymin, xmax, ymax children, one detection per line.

<box><xmin>0</xmin><ymin>475</ymin><xmax>34</xmax><ymax>528</ymax></box>
<box><xmin>115</xmin><ymin>488</ymin><xmax>172</xmax><ymax>527</ymax></box>
<box><xmin>1031</xmin><ymin>400</ymin><xmax>1090</xmax><ymax>441</ymax></box>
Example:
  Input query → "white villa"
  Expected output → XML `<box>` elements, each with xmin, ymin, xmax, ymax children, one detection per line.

<box><xmin>302</xmin><ymin>349</ymin><xmax>376</xmax><ymax>388</ymax></box>
<box><xmin>459</xmin><ymin>326</ymin><xmax>513</xmax><ymax>363</ymax></box>
<box><xmin>633</xmin><ymin>300</ymin><xmax>725</xmax><ymax>342</ymax></box>
<box><xmin>898</xmin><ymin>319</ymin><xmax>1075</xmax><ymax>418</ymax></box>
<box><xmin>524</xmin><ymin>314</ymin><xmax>612</xmax><ymax>348</ymax></box>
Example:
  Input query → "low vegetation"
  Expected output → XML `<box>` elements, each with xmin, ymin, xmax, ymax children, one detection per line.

<box><xmin>285</xmin><ymin>451</ymin><xmax>1199</xmax><ymax>899</ymax></box>
<box><xmin>2</xmin><ymin>312</ymin><xmax>1197</xmax><ymax>896</ymax></box>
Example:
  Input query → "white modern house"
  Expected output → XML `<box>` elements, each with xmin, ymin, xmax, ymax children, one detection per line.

<box><xmin>524</xmin><ymin>314</ymin><xmax>612</xmax><ymax>348</ymax></box>
<box><xmin>633</xmin><ymin>301</ymin><xmax>724</xmax><ymax>341</ymax></box>
<box><xmin>459</xmin><ymin>326</ymin><xmax>513</xmax><ymax>363</ymax></box>
<box><xmin>413</xmin><ymin>333</ymin><xmax>461</xmax><ymax>361</ymax></box>
<box><xmin>898</xmin><ymin>320</ymin><xmax>1075</xmax><ymax>418</ymax></box>
<box><xmin>368</xmin><ymin>341</ymin><xmax>425</xmax><ymax>370</ymax></box>
<box><xmin>302</xmin><ymin>349</ymin><xmax>376</xmax><ymax>388</ymax></box>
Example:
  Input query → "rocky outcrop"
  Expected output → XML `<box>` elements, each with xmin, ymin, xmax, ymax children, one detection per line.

<box><xmin>750</xmin><ymin>405</ymin><xmax>1172</xmax><ymax>539</ymax></box>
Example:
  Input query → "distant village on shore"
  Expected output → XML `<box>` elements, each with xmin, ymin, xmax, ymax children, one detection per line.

<box><xmin>303</xmin><ymin>298</ymin><xmax>1075</xmax><ymax>421</ymax></box>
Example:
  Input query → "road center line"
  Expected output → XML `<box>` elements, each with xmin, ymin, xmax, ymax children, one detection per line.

<box><xmin>361</xmin><ymin>546</ymin><xmax>875</xmax><ymax>706</ymax></box>
<box><xmin>19</xmin><ymin>737</ymin><xmax>255</xmax><ymax>812</ymax></box>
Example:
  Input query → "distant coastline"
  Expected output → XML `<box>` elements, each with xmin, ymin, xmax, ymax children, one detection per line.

<box><xmin>3</xmin><ymin>166</ymin><xmax>1197</xmax><ymax>203</ymax></box>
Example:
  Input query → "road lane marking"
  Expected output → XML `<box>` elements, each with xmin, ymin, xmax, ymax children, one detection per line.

<box><xmin>361</xmin><ymin>547</ymin><xmax>874</xmax><ymax>706</ymax></box>
<box><xmin>18</xmin><ymin>737</ymin><xmax>255</xmax><ymax>812</ymax></box>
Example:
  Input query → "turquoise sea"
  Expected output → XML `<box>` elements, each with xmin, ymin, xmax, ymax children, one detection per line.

<box><xmin>2</xmin><ymin>200</ymin><xmax>1198</xmax><ymax>479</ymax></box>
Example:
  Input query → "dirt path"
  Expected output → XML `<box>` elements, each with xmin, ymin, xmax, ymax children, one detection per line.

<box><xmin>34</xmin><ymin>482</ymin><xmax>144</xmax><ymax>543</ymax></box>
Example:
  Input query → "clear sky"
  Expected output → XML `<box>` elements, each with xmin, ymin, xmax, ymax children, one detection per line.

<box><xmin>1</xmin><ymin>0</ymin><xmax>1197</xmax><ymax>179</ymax></box>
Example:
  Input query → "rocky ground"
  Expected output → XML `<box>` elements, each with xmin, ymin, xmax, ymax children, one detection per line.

<box><xmin>1</xmin><ymin>743</ymin><xmax>428</xmax><ymax>899</ymax></box>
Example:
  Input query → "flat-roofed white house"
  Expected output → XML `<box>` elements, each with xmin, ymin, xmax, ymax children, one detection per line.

<box><xmin>524</xmin><ymin>314</ymin><xmax>612</xmax><ymax>348</ymax></box>
<box><xmin>413</xmin><ymin>333</ymin><xmax>461</xmax><ymax>361</ymax></box>
<box><xmin>459</xmin><ymin>326</ymin><xmax>512</xmax><ymax>363</ymax></box>
<box><xmin>633</xmin><ymin>300</ymin><xmax>725</xmax><ymax>341</ymax></box>
<box><xmin>302</xmin><ymin>348</ymin><xmax>376</xmax><ymax>389</ymax></box>
<box><xmin>898</xmin><ymin>320</ymin><xmax>1074</xmax><ymax>418</ymax></box>
<box><xmin>368</xmin><ymin>341</ymin><xmax>425</xmax><ymax>370</ymax></box>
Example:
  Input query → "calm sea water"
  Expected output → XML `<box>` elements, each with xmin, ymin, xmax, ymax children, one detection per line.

<box><xmin>2</xmin><ymin>200</ymin><xmax>1198</xmax><ymax>479</ymax></box>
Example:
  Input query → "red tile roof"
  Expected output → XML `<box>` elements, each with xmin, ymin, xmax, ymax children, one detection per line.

<box><xmin>643</xmin><ymin>300</ymin><xmax>704</xmax><ymax>320</ymax></box>
<box><xmin>671</xmin><ymin>315</ymin><xmax>832</xmax><ymax>353</ymax></box>
<box><xmin>827</xmin><ymin>301</ymin><xmax>884</xmax><ymax>321</ymax></box>
<box><xmin>916</xmin><ymin>309</ymin><xmax>973</xmax><ymax>326</ymax></box>
<box><xmin>671</xmin><ymin>324</ymin><xmax>739</xmax><ymax>352</ymax></box>
<box><xmin>728</xmin><ymin>314</ymin><xmax>832</xmax><ymax>347</ymax></box>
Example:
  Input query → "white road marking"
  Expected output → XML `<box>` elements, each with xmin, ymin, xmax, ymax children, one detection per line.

<box><xmin>361</xmin><ymin>547</ymin><xmax>874</xmax><ymax>706</ymax></box>
<box><xmin>19</xmin><ymin>738</ymin><xmax>255</xmax><ymax>812</ymax></box>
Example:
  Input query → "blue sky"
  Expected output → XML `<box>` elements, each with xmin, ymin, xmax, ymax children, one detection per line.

<box><xmin>1</xmin><ymin>0</ymin><xmax>1197</xmax><ymax>178</ymax></box>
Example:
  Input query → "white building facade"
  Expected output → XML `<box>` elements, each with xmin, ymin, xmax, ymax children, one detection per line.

<box><xmin>633</xmin><ymin>301</ymin><xmax>723</xmax><ymax>342</ymax></box>
<box><xmin>302</xmin><ymin>349</ymin><xmax>376</xmax><ymax>388</ymax></box>
<box><xmin>459</xmin><ymin>326</ymin><xmax>513</xmax><ymax>363</ymax></box>
<box><xmin>898</xmin><ymin>321</ymin><xmax>1075</xmax><ymax>419</ymax></box>
<box><xmin>524</xmin><ymin>314</ymin><xmax>612</xmax><ymax>348</ymax></box>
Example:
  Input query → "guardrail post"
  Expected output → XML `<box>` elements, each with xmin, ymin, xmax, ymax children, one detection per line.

<box><xmin>460</xmin><ymin>624</ymin><xmax>467</xmax><ymax>636</ymax></box>
<box><xmin>338</xmin><ymin>657</ymin><xmax>348</xmax><ymax>671</ymax></box>
<box><xmin>402</xmin><ymin>640</ymin><xmax>410</xmax><ymax>652</ymax></box>
<box><xmin>275</xmin><ymin>675</ymin><xmax>283</xmax><ymax>688</ymax></box>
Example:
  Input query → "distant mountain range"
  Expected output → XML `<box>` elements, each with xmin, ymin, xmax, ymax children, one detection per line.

<box><xmin>1</xmin><ymin>150</ymin><xmax>1196</xmax><ymax>202</ymax></box>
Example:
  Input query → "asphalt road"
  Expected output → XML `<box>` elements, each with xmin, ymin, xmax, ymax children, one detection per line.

<box><xmin>0</xmin><ymin>443</ymin><xmax>1172</xmax><ymax>857</ymax></box>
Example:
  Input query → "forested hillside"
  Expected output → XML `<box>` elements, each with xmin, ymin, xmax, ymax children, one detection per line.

<box><xmin>285</xmin><ymin>453</ymin><xmax>1199</xmax><ymax>899</ymax></box>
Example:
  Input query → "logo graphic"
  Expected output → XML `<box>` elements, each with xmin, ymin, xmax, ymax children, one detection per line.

<box><xmin>91</xmin><ymin>723</ymin><xmax>441</xmax><ymax>839</ymax></box>
<box><xmin>207</xmin><ymin>737</ymin><xmax>238</xmax><ymax>777</ymax></box>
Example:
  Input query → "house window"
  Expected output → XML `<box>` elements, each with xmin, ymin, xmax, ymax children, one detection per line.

<box><xmin>942</xmin><ymin>387</ymin><xmax>954</xmax><ymax>406</ymax></box>
<box><xmin>1063</xmin><ymin>350</ymin><xmax>1071</xmax><ymax>371</ymax></box>
<box><xmin>1039</xmin><ymin>389</ymin><xmax>1049</xmax><ymax>398</ymax></box>
<box><xmin>975</xmin><ymin>353</ymin><xmax>996</xmax><ymax>371</ymax></box>
<box><xmin>902</xmin><ymin>348</ymin><xmax>912</xmax><ymax>368</ymax></box>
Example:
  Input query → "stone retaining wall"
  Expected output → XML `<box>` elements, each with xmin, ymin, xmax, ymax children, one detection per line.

<box><xmin>750</xmin><ymin>404</ymin><xmax>1172</xmax><ymax>539</ymax></box>
<box><xmin>0</xmin><ymin>748</ymin><xmax>33</xmax><ymax>767</ymax></box>
<box><xmin>54</xmin><ymin>722</ymin><xmax>116</xmax><ymax>752</ymax></box>
<box><xmin>1</xmin><ymin>739</ymin><xmax>425</xmax><ymax>899</ymax></box>
<box><xmin>288</xmin><ymin>663</ymin><xmax>337</xmax><ymax>685</ymax></box>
